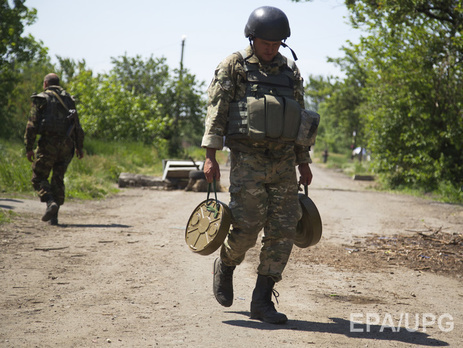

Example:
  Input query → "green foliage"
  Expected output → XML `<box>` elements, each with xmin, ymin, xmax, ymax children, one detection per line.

<box><xmin>0</xmin><ymin>138</ymin><xmax>167</xmax><ymax>201</ymax></box>
<box><xmin>305</xmin><ymin>67</ymin><xmax>365</xmax><ymax>154</ymax></box>
<box><xmin>57</xmin><ymin>54</ymin><xmax>207</xmax><ymax>155</ymax></box>
<box><xmin>108</xmin><ymin>54</ymin><xmax>207</xmax><ymax>154</ymax></box>
<box><xmin>0</xmin><ymin>209</ymin><xmax>16</xmax><ymax>225</ymax></box>
<box><xmin>345</xmin><ymin>0</ymin><xmax>463</xmax><ymax>191</ymax></box>
<box><xmin>0</xmin><ymin>0</ymin><xmax>43</xmax><ymax>66</ymax></box>
<box><xmin>1</xmin><ymin>5</ymin><xmax>207</xmax><ymax>154</ymax></box>
<box><xmin>0</xmin><ymin>0</ymin><xmax>49</xmax><ymax>139</ymax></box>
<box><xmin>0</xmin><ymin>139</ymin><xmax>31</xmax><ymax>193</ymax></box>
<box><xmin>307</xmin><ymin>0</ymin><xmax>463</xmax><ymax>198</ymax></box>
<box><xmin>7</xmin><ymin>59</ymin><xmax>54</xmax><ymax>139</ymax></box>
<box><xmin>64</xmin><ymin>138</ymin><xmax>169</xmax><ymax>199</ymax></box>
<box><xmin>111</xmin><ymin>54</ymin><xmax>170</xmax><ymax>96</ymax></box>
<box><xmin>70</xmin><ymin>69</ymin><xmax>169</xmax><ymax>146</ymax></box>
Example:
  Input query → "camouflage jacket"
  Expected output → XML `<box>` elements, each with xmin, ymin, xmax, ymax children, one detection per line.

<box><xmin>201</xmin><ymin>45</ymin><xmax>311</xmax><ymax>164</ymax></box>
<box><xmin>24</xmin><ymin>85</ymin><xmax>85</xmax><ymax>152</ymax></box>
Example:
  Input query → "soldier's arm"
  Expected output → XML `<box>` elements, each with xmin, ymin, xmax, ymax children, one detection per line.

<box><xmin>292</xmin><ymin>64</ymin><xmax>312</xmax><ymax>166</ymax></box>
<box><xmin>69</xmin><ymin>95</ymin><xmax>85</xmax><ymax>157</ymax></box>
<box><xmin>24</xmin><ymin>95</ymin><xmax>46</xmax><ymax>154</ymax></box>
<box><xmin>201</xmin><ymin>55</ymin><xmax>241</xmax><ymax>182</ymax></box>
<box><xmin>73</xmin><ymin>110</ymin><xmax>85</xmax><ymax>155</ymax></box>
<box><xmin>201</xmin><ymin>55</ymin><xmax>241</xmax><ymax>150</ymax></box>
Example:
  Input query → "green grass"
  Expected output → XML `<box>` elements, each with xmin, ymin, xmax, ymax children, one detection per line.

<box><xmin>64</xmin><ymin>139</ymin><xmax>168</xmax><ymax>200</ymax></box>
<box><xmin>0</xmin><ymin>138</ymin><xmax>217</xmax><ymax>204</ymax></box>
<box><xmin>312</xmin><ymin>147</ymin><xmax>462</xmax><ymax>204</ymax></box>
<box><xmin>0</xmin><ymin>142</ymin><xmax>33</xmax><ymax>194</ymax></box>
<box><xmin>2</xmin><ymin>138</ymin><xmax>459</xmax><ymax>211</ymax></box>
<box><xmin>0</xmin><ymin>138</ymin><xmax>213</xmax><ymax>203</ymax></box>
<box><xmin>312</xmin><ymin>148</ymin><xmax>373</xmax><ymax>177</ymax></box>
<box><xmin>0</xmin><ymin>209</ymin><xmax>17</xmax><ymax>224</ymax></box>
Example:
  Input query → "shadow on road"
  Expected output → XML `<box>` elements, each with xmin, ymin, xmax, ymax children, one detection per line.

<box><xmin>59</xmin><ymin>223</ymin><xmax>132</xmax><ymax>228</ymax></box>
<box><xmin>223</xmin><ymin>313</ymin><xmax>449</xmax><ymax>346</ymax></box>
<box><xmin>0</xmin><ymin>198</ymin><xmax>24</xmax><ymax>210</ymax></box>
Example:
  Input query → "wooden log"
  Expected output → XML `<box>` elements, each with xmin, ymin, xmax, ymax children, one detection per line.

<box><xmin>118</xmin><ymin>172</ymin><xmax>164</xmax><ymax>188</ymax></box>
<box><xmin>353</xmin><ymin>175</ymin><xmax>375</xmax><ymax>181</ymax></box>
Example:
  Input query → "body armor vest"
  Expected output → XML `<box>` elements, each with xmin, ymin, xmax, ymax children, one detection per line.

<box><xmin>36</xmin><ymin>89</ymin><xmax>72</xmax><ymax>136</ymax></box>
<box><xmin>227</xmin><ymin>50</ymin><xmax>302</xmax><ymax>143</ymax></box>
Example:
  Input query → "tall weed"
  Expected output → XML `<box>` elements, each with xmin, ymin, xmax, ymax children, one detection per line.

<box><xmin>0</xmin><ymin>141</ymin><xmax>31</xmax><ymax>193</ymax></box>
<box><xmin>0</xmin><ymin>138</ymin><xmax>168</xmax><ymax>200</ymax></box>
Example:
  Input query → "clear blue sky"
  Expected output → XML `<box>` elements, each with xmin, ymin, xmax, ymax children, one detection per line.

<box><xmin>25</xmin><ymin>0</ymin><xmax>361</xmax><ymax>85</ymax></box>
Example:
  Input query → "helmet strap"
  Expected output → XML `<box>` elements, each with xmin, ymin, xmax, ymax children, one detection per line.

<box><xmin>245</xmin><ymin>38</ymin><xmax>255</xmax><ymax>61</ymax></box>
<box><xmin>281</xmin><ymin>42</ymin><xmax>298</xmax><ymax>61</ymax></box>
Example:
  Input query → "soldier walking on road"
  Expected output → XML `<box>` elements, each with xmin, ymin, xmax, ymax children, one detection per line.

<box><xmin>202</xmin><ymin>7</ymin><xmax>317</xmax><ymax>324</ymax></box>
<box><xmin>24</xmin><ymin>73</ymin><xmax>85</xmax><ymax>225</ymax></box>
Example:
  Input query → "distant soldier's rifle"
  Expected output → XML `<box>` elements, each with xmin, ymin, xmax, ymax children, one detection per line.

<box><xmin>66</xmin><ymin>109</ymin><xmax>77</xmax><ymax>137</ymax></box>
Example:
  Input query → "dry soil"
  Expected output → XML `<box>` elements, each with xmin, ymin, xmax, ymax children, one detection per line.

<box><xmin>1</xmin><ymin>164</ymin><xmax>462</xmax><ymax>347</ymax></box>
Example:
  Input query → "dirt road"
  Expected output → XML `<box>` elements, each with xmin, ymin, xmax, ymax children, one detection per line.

<box><xmin>1</xmin><ymin>164</ymin><xmax>462</xmax><ymax>347</ymax></box>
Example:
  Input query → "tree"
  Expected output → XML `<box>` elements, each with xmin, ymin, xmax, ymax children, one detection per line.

<box><xmin>345</xmin><ymin>0</ymin><xmax>463</xmax><ymax>192</ymax></box>
<box><xmin>64</xmin><ymin>54</ymin><xmax>206</xmax><ymax>154</ymax></box>
<box><xmin>304</xmin><ymin>40</ymin><xmax>369</xmax><ymax>155</ymax></box>
<box><xmin>69</xmin><ymin>65</ymin><xmax>168</xmax><ymax>146</ymax></box>
<box><xmin>110</xmin><ymin>54</ymin><xmax>206</xmax><ymax>154</ymax></box>
<box><xmin>0</xmin><ymin>0</ymin><xmax>49</xmax><ymax>139</ymax></box>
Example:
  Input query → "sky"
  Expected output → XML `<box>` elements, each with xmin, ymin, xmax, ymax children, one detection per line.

<box><xmin>24</xmin><ymin>0</ymin><xmax>362</xmax><ymax>86</ymax></box>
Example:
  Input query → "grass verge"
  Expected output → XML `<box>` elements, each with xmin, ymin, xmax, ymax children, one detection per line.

<box><xmin>0</xmin><ymin>138</ymin><xmax>213</xmax><ymax>202</ymax></box>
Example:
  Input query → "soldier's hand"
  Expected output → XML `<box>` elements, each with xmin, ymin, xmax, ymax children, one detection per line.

<box><xmin>204</xmin><ymin>157</ymin><xmax>220</xmax><ymax>183</ymax></box>
<box><xmin>298</xmin><ymin>163</ymin><xmax>313</xmax><ymax>186</ymax></box>
<box><xmin>26</xmin><ymin>150</ymin><xmax>35</xmax><ymax>162</ymax></box>
<box><xmin>204</xmin><ymin>147</ymin><xmax>220</xmax><ymax>183</ymax></box>
<box><xmin>76</xmin><ymin>149</ymin><xmax>84</xmax><ymax>159</ymax></box>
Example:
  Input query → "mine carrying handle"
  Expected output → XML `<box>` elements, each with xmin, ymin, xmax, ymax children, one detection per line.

<box><xmin>206</xmin><ymin>179</ymin><xmax>219</xmax><ymax>217</ymax></box>
<box><xmin>298</xmin><ymin>183</ymin><xmax>309</xmax><ymax>197</ymax></box>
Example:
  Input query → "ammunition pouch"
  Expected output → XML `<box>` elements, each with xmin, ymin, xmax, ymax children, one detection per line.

<box><xmin>295</xmin><ymin>109</ymin><xmax>320</xmax><ymax>147</ymax></box>
<box><xmin>229</xmin><ymin>95</ymin><xmax>301</xmax><ymax>142</ymax></box>
<box><xmin>229</xmin><ymin>97</ymin><xmax>319</xmax><ymax>146</ymax></box>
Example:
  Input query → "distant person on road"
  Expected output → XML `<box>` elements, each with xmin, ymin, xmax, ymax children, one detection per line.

<box><xmin>24</xmin><ymin>73</ymin><xmax>85</xmax><ymax>226</ymax></box>
<box><xmin>323</xmin><ymin>148</ymin><xmax>329</xmax><ymax>163</ymax></box>
<box><xmin>202</xmin><ymin>6</ymin><xmax>318</xmax><ymax>324</ymax></box>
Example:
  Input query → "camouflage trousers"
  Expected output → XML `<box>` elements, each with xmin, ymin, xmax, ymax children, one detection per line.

<box><xmin>220</xmin><ymin>146</ymin><xmax>302</xmax><ymax>282</ymax></box>
<box><xmin>31</xmin><ymin>136</ymin><xmax>74</xmax><ymax>206</ymax></box>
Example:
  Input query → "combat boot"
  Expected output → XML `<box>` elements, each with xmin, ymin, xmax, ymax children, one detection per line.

<box><xmin>42</xmin><ymin>200</ymin><xmax>58</xmax><ymax>222</ymax></box>
<box><xmin>250</xmin><ymin>274</ymin><xmax>288</xmax><ymax>324</ymax></box>
<box><xmin>213</xmin><ymin>258</ymin><xmax>235</xmax><ymax>307</ymax></box>
<box><xmin>49</xmin><ymin>206</ymin><xmax>59</xmax><ymax>226</ymax></box>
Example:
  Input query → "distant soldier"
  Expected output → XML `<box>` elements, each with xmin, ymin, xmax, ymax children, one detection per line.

<box><xmin>202</xmin><ymin>7</ymin><xmax>316</xmax><ymax>324</ymax></box>
<box><xmin>24</xmin><ymin>73</ymin><xmax>85</xmax><ymax>225</ymax></box>
<box><xmin>323</xmin><ymin>148</ymin><xmax>329</xmax><ymax>163</ymax></box>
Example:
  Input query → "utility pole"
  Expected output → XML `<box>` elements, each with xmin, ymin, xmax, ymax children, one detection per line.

<box><xmin>170</xmin><ymin>35</ymin><xmax>186</xmax><ymax>156</ymax></box>
<box><xmin>180</xmin><ymin>35</ymin><xmax>186</xmax><ymax>81</ymax></box>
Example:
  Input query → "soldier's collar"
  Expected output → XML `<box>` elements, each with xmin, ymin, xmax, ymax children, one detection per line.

<box><xmin>45</xmin><ymin>85</ymin><xmax>63</xmax><ymax>92</ymax></box>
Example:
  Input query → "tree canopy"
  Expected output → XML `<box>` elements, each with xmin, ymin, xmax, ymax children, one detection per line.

<box><xmin>0</xmin><ymin>1</ymin><xmax>206</xmax><ymax>156</ymax></box>
<box><xmin>0</xmin><ymin>0</ymin><xmax>49</xmax><ymax>138</ymax></box>
<box><xmin>300</xmin><ymin>0</ymin><xmax>462</xmax><ymax>200</ymax></box>
<box><xmin>2</xmin><ymin>0</ymin><xmax>462</xmax><ymax>200</ymax></box>
<box><xmin>346</xmin><ymin>0</ymin><xmax>462</xmax><ymax>192</ymax></box>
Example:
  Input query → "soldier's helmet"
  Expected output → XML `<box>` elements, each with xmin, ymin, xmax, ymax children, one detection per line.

<box><xmin>244</xmin><ymin>6</ymin><xmax>291</xmax><ymax>41</ymax></box>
